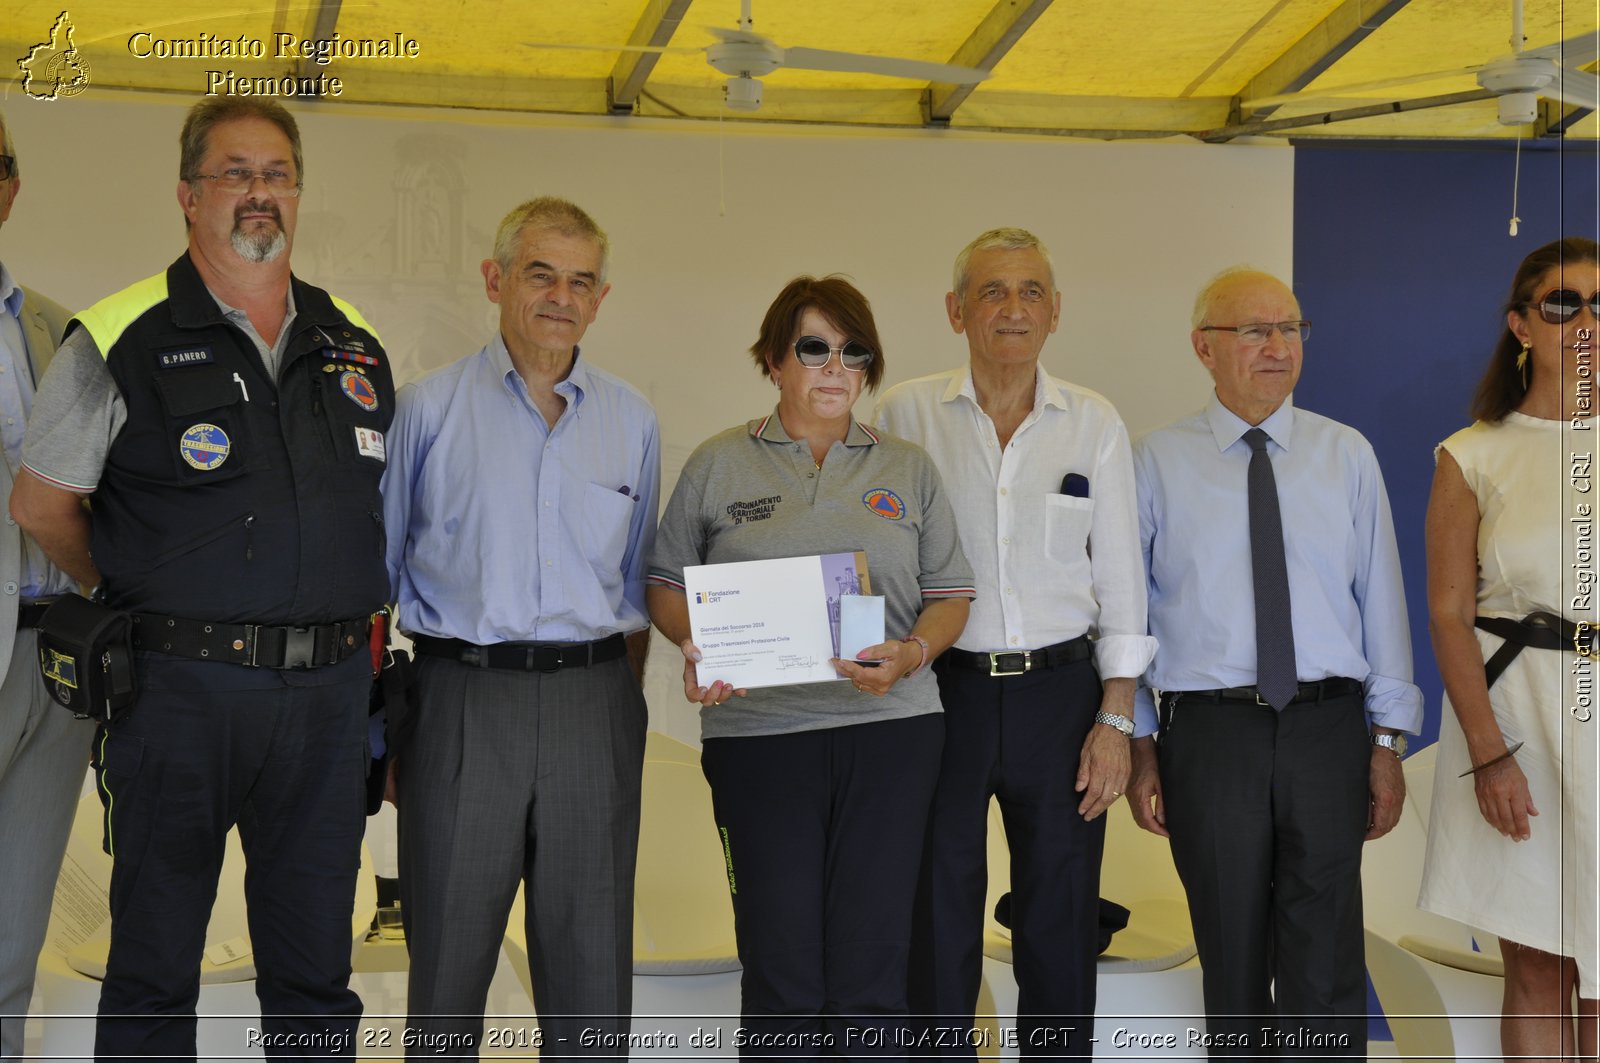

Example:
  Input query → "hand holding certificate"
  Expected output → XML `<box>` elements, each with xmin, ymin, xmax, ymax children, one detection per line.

<box><xmin>684</xmin><ymin>551</ymin><xmax>885</xmax><ymax>690</ymax></box>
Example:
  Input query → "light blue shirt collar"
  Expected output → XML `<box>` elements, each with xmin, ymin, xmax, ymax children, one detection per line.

<box><xmin>1204</xmin><ymin>391</ymin><xmax>1296</xmax><ymax>453</ymax></box>
<box><xmin>491</xmin><ymin>335</ymin><xmax>590</xmax><ymax>410</ymax></box>
<box><xmin>0</xmin><ymin>262</ymin><xmax>21</xmax><ymax>319</ymax></box>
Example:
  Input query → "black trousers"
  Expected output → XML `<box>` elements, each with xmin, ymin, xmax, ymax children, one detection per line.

<box><xmin>93</xmin><ymin>651</ymin><xmax>371</xmax><ymax>1060</ymax></box>
<box><xmin>1159</xmin><ymin>692</ymin><xmax>1369</xmax><ymax>1059</ymax></box>
<box><xmin>909</xmin><ymin>656</ymin><xmax>1105</xmax><ymax>1060</ymax></box>
<box><xmin>701</xmin><ymin>713</ymin><xmax>943</xmax><ymax>1061</ymax></box>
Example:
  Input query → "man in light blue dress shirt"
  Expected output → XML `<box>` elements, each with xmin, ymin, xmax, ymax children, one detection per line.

<box><xmin>381</xmin><ymin>197</ymin><xmax>659</xmax><ymax>1059</ymax></box>
<box><xmin>0</xmin><ymin>109</ymin><xmax>87</xmax><ymax>1062</ymax></box>
<box><xmin>1127</xmin><ymin>268</ymin><xmax>1421</xmax><ymax>1058</ymax></box>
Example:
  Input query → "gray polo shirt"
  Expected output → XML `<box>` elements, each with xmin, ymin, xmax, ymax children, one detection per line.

<box><xmin>650</xmin><ymin>411</ymin><xmax>974</xmax><ymax>740</ymax></box>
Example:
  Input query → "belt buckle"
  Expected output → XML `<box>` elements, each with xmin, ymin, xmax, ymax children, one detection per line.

<box><xmin>1578</xmin><ymin>621</ymin><xmax>1597</xmax><ymax>660</ymax></box>
<box><xmin>989</xmin><ymin>651</ymin><xmax>1030</xmax><ymax>677</ymax></box>
<box><xmin>1255</xmin><ymin>690</ymin><xmax>1272</xmax><ymax>707</ymax></box>
<box><xmin>281</xmin><ymin>626</ymin><xmax>318</xmax><ymax>669</ymax></box>
<box><xmin>528</xmin><ymin>645</ymin><xmax>562</xmax><ymax>673</ymax></box>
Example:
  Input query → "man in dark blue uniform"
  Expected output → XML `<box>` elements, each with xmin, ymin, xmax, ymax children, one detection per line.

<box><xmin>11</xmin><ymin>97</ymin><xmax>391</xmax><ymax>1059</ymax></box>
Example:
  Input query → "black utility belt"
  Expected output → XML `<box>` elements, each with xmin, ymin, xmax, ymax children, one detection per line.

<box><xmin>412</xmin><ymin>632</ymin><xmax>627</xmax><ymax>673</ymax></box>
<box><xmin>1478</xmin><ymin>612</ymin><xmax>1596</xmax><ymax>689</ymax></box>
<box><xmin>940</xmin><ymin>635</ymin><xmax>1092</xmax><ymax>677</ymax></box>
<box><xmin>131</xmin><ymin>612</ymin><xmax>373</xmax><ymax>669</ymax></box>
<box><xmin>1163</xmin><ymin>676</ymin><xmax>1363</xmax><ymax>710</ymax></box>
<box><xmin>18</xmin><ymin>597</ymin><xmax>59</xmax><ymax>629</ymax></box>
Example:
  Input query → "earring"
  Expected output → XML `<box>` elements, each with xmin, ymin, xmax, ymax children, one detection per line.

<box><xmin>1517</xmin><ymin>342</ymin><xmax>1531</xmax><ymax>390</ymax></box>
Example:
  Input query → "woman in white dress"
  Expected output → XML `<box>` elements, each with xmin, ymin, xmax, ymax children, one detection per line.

<box><xmin>1421</xmin><ymin>236</ymin><xmax>1599</xmax><ymax>1061</ymax></box>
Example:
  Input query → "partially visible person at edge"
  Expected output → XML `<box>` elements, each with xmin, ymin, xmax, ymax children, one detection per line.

<box><xmin>646</xmin><ymin>275</ymin><xmax>973</xmax><ymax>1058</ymax></box>
<box><xmin>1419</xmin><ymin>236</ymin><xmax>1600</xmax><ymax>1061</ymax></box>
<box><xmin>11</xmin><ymin>96</ymin><xmax>391</xmax><ymax>1058</ymax></box>
<box><xmin>0</xmin><ymin>106</ymin><xmax>92</xmax><ymax>1062</ymax></box>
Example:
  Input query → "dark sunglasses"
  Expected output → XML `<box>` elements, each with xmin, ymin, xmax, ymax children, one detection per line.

<box><xmin>793</xmin><ymin>336</ymin><xmax>874</xmax><ymax>371</ymax></box>
<box><xmin>1533</xmin><ymin>288</ymin><xmax>1600</xmax><ymax>324</ymax></box>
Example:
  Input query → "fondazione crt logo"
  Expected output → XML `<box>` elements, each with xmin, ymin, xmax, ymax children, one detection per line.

<box><xmin>17</xmin><ymin>11</ymin><xmax>91</xmax><ymax>101</ymax></box>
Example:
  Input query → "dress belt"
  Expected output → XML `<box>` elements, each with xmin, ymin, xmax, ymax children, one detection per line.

<box><xmin>1476</xmin><ymin>612</ymin><xmax>1595</xmax><ymax>688</ymax></box>
<box><xmin>940</xmin><ymin>635</ymin><xmax>1092</xmax><ymax>677</ymax></box>
<box><xmin>1162</xmin><ymin>676</ymin><xmax>1364</xmax><ymax>711</ymax></box>
<box><xmin>411</xmin><ymin>632</ymin><xmax>627</xmax><ymax>673</ymax></box>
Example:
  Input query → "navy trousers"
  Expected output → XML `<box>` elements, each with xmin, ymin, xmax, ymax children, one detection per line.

<box><xmin>702</xmin><ymin>713</ymin><xmax>943</xmax><ymax>1061</ymax></box>
<box><xmin>909</xmin><ymin>656</ymin><xmax>1105</xmax><ymax>1060</ymax></box>
<box><xmin>93</xmin><ymin>651</ymin><xmax>371</xmax><ymax>1060</ymax></box>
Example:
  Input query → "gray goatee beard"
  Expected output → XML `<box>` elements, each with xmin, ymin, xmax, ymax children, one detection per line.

<box><xmin>231</xmin><ymin>225</ymin><xmax>286</xmax><ymax>263</ymax></box>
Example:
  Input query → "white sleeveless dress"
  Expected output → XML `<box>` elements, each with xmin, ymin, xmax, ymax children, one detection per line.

<box><xmin>1418</xmin><ymin>412</ymin><xmax>1599</xmax><ymax>987</ymax></box>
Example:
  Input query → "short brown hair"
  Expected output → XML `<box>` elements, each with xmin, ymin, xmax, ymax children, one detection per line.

<box><xmin>179</xmin><ymin>98</ymin><xmax>302</xmax><ymax>185</ymax></box>
<box><xmin>750</xmin><ymin>276</ymin><xmax>886</xmax><ymax>392</ymax></box>
<box><xmin>1472</xmin><ymin>236</ymin><xmax>1600</xmax><ymax>422</ymax></box>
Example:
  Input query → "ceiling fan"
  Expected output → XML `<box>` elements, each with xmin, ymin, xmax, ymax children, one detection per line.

<box><xmin>1244</xmin><ymin>0</ymin><xmax>1599</xmax><ymax>127</ymax></box>
<box><xmin>526</xmin><ymin>0</ymin><xmax>989</xmax><ymax>112</ymax></box>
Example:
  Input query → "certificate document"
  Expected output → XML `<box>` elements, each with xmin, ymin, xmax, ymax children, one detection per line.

<box><xmin>685</xmin><ymin>551</ymin><xmax>874</xmax><ymax>689</ymax></box>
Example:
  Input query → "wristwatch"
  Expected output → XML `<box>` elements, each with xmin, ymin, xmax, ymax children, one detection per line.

<box><xmin>1094</xmin><ymin>710</ymin><xmax>1135</xmax><ymax>736</ymax></box>
<box><xmin>1371</xmin><ymin>732</ymin><xmax>1408</xmax><ymax>757</ymax></box>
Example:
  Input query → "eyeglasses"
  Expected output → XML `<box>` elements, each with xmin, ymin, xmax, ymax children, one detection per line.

<box><xmin>1532</xmin><ymin>289</ymin><xmax>1600</xmax><ymax>324</ymax></box>
<box><xmin>793</xmin><ymin>336</ymin><xmax>875</xmax><ymax>371</ymax></box>
<box><xmin>0</xmin><ymin>156</ymin><xmax>13</xmax><ymax>181</ymax></box>
<box><xmin>1199</xmin><ymin>320</ymin><xmax>1311</xmax><ymax>345</ymax></box>
<box><xmin>186</xmin><ymin>168</ymin><xmax>301</xmax><ymax>196</ymax></box>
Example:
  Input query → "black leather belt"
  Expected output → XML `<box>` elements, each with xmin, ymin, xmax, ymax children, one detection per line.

<box><xmin>131</xmin><ymin>612</ymin><xmax>373</xmax><ymax>669</ymax></box>
<box><xmin>1477</xmin><ymin>612</ymin><xmax>1595</xmax><ymax>688</ymax></box>
<box><xmin>941</xmin><ymin>635</ymin><xmax>1092</xmax><ymax>677</ymax></box>
<box><xmin>18</xmin><ymin>597</ymin><xmax>59</xmax><ymax>630</ymax></box>
<box><xmin>1162</xmin><ymin>676</ymin><xmax>1363</xmax><ymax>710</ymax></box>
<box><xmin>412</xmin><ymin>632</ymin><xmax>627</xmax><ymax>673</ymax></box>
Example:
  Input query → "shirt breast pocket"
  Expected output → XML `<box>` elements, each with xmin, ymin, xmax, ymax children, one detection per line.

<box><xmin>152</xmin><ymin>367</ymin><xmax>252</xmax><ymax>484</ymax></box>
<box><xmin>1044</xmin><ymin>493</ymin><xmax>1095</xmax><ymax>566</ymax></box>
<box><xmin>580</xmin><ymin>481</ymin><xmax>636</xmax><ymax>568</ymax></box>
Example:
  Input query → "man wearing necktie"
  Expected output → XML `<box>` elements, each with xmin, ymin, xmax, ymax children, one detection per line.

<box><xmin>1127</xmin><ymin>268</ymin><xmax>1420</xmax><ymax>1057</ymax></box>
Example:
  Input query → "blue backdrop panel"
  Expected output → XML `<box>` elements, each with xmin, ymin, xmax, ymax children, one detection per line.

<box><xmin>1293</xmin><ymin>140</ymin><xmax>1600</xmax><ymax>748</ymax></box>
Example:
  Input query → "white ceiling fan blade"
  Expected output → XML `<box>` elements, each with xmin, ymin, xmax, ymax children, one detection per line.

<box><xmin>519</xmin><ymin>41</ymin><xmax>701</xmax><ymax>56</ymax></box>
<box><xmin>781</xmin><ymin>46</ymin><xmax>989</xmax><ymax>83</ymax></box>
<box><xmin>1548</xmin><ymin>66</ymin><xmax>1600</xmax><ymax>108</ymax></box>
<box><xmin>1522</xmin><ymin>30</ymin><xmax>1600</xmax><ymax>68</ymax></box>
<box><xmin>1244</xmin><ymin>65</ymin><xmax>1483</xmax><ymax>109</ymax></box>
<box><xmin>706</xmin><ymin>25</ymin><xmax>765</xmax><ymax>44</ymax></box>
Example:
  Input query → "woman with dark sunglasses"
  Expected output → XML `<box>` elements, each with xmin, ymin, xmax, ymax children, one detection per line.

<box><xmin>1420</xmin><ymin>236</ymin><xmax>1599</xmax><ymax>1059</ymax></box>
<box><xmin>646</xmin><ymin>275</ymin><xmax>973</xmax><ymax>1058</ymax></box>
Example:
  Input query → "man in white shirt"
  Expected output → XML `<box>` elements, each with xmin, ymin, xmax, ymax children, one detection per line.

<box><xmin>875</xmin><ymin>228</ymin><xmax>1155</xmax><ymax>1058</ymax></box>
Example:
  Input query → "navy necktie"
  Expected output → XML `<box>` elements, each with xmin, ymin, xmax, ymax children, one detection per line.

<box><xmin>1245</xmin><ymin>428</ymin><xmax>1297</xmax><ymax>710</ymax></box>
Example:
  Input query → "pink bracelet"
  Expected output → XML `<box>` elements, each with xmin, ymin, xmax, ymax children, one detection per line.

<box><xmin>900</xmin><ymin>634</ymin><xmax>930</xmax><ymax>678</ymax></box>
